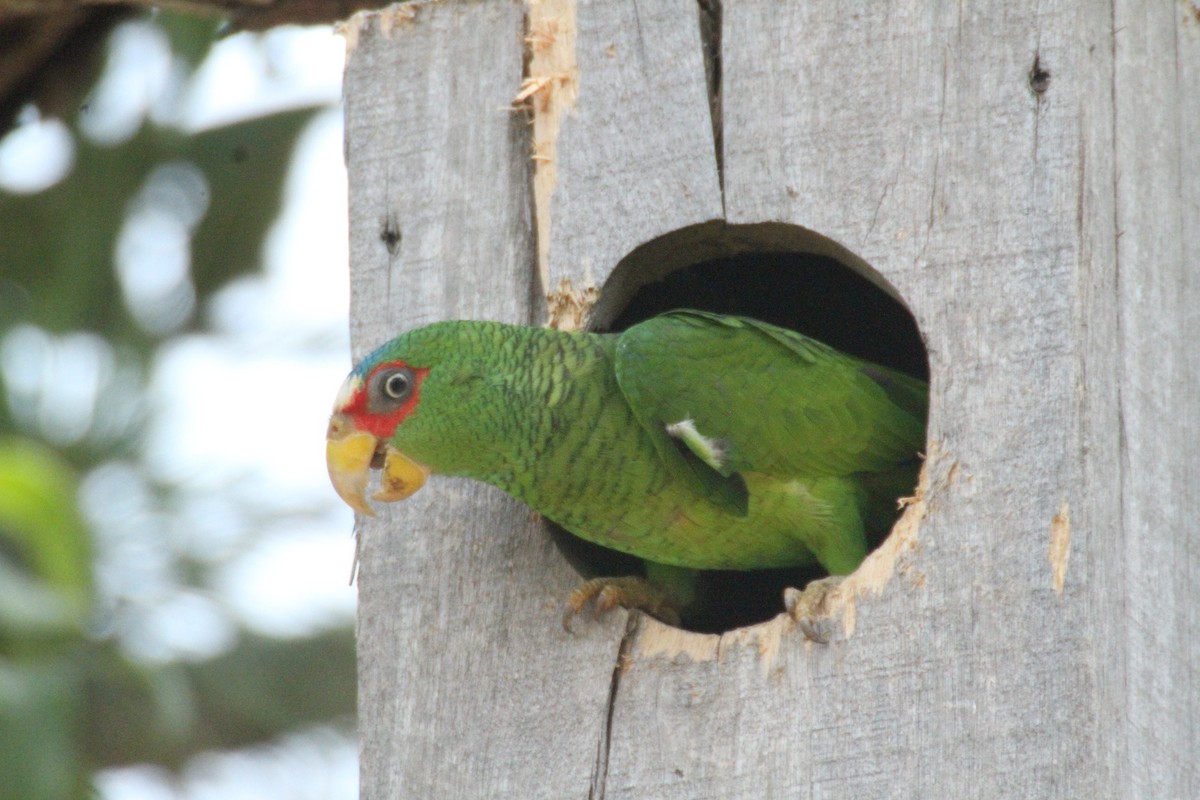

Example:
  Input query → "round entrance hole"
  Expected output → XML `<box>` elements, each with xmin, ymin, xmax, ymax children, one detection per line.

<box><xmin>549</xmin><ymin>222</ymin><xmax>929</xmax><ymax>634</ymax></box>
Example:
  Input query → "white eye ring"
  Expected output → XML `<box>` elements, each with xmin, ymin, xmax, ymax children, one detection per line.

<box><xmin>383</xmin><ymin>370</ymin><xmax>412</xmax><ymax>400</ymax></box>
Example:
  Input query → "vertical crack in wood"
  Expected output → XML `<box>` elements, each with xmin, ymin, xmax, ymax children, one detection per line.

<box><xmin>589</xmin><ymin>615</ymin><xmax>636</xmax><ymax>799</ymax></box>
<box><xmin>1106</xmin><ymin>1</ymin><xmax>1128</xmax><ymax>552</ymax></box>
<box><xmin>917</xmin><ymin>48</ymin><xmax>949</xmax><ymax>268</ymax></box>
<box><xmin>512</xmin><ymin>80</ymin><xmax>545</xmax><ymax>326</ymax></box>
<box><xmin>697</xmin><ymin>0</ymin><xmax>724</xmax><ymax>208</ymax></box>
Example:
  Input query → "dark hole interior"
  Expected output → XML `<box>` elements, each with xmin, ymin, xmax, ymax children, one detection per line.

<box><xmin>550</xmin><ymin>249</ymin><xmax>928</xmax><ymax>634</ymax></box>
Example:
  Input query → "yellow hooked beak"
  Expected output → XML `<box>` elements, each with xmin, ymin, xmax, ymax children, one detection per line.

<box><xmin>326</xmin><ymin>414</ymin><xmax>429</xmax><ymax>515</ymax></box>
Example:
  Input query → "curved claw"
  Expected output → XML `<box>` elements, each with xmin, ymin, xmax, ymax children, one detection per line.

<box><xmin>563</xmin><ymin>576</ymin><xmax>682</xmax><ymax>632</ymax></box>
<box><xmin>783</xmin><ymin>575</ymin><xmax>843</xmax><ymax>644</ymax></box>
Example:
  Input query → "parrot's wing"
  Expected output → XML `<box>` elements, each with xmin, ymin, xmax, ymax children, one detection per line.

<box><xmin>614</xmin><ymin>310</ymin><xmax>927</xmax><ymax>503</ymax></box>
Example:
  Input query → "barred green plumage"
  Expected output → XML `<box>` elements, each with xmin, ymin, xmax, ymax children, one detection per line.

<box><xmin>328</xmin><ymin>311</ymin><xmax>926</xmax><ymax>588</ymax></box>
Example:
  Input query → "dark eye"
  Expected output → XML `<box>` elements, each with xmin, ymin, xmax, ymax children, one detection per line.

<box><xmin>381</xmin><ymin>368</ymin><xmax>414</xmax><ymax>401</ymax></box>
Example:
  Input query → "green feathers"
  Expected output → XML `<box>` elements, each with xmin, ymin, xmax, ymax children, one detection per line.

<box><xmin>364</xmin><ymin>311</ymin><xmax>927</xmax><ymax>575</ymax></box>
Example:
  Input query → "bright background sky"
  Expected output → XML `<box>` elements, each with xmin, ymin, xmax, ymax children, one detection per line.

<box><xmin>1</xmin><ymin>17</ymin><xmax>358</xmax><ymax>800</ymax></box>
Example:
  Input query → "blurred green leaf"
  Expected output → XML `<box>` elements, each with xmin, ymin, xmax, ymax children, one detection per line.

<box><xmin>157</xmin><ymin>12</ymin><xmax>225</xmax><ymax>68</ymax></box>
<box><xmin>0</xmin><ymin>559</ymin><xmax>81</xmax><ymax>641</ymax></box>
<box><xmin>0</xmin><ymin>660</ymin><xmax>84</xmax><ymax>800</ymax></box>
<box><xmin>0</xmin><ymin>437</ymin><xmax>90</xmax><ymax>615</ymax></box>
<box><xmin>190</xmin><ymin>110</ymin><xmax>316</xmax><ymax>295</ymax></box>
<box><xmin>83</xmin><ymin>628</ymin><xmax>356</xmax><ymax>770</ymax></box>
<box><xmin>0</xmin><ymin>108</ymin><xmax>316</xmax><ymax>346</ymax></box>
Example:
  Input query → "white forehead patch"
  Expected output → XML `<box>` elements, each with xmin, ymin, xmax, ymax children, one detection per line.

<box><xmin>333</xmin><ymin>374</ymin><xmax>362</xmax><ymax>411</ymax></box>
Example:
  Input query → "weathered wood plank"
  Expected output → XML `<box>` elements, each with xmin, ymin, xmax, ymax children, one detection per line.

<box><xmin>1073</xmin><ymin>2</ymin><xmax>1125</xmax><ymax>796</ymax></box>
<box><xmin>344</xmin><ymin>3</ymin><xmax>534</xmax><ymax>336</ymax></box>
<box><xmin>345</xmin><ymin>0</ymin><xmax>1198</xmax><ymax>797</ymax></box>
<box><xmin>1110</xmin><ymin>2</ymin><xmax>1200</xmax><ymax>796</ymax></box>
<box><xmin>599</xmin><ymin>1</ymin><xmax>1113</xmax><ymax>797</ymax></box>
<box><xmin>343</xmin><ymin>4</ymin><xmax>623</xmax><ymax>798</ymax></box>
<box><xmin>530</xmin><ymin>0</ymin><xmax>722</xmax><ymax>324</ymax></box>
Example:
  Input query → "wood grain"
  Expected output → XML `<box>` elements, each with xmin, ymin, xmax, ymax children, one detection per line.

<box><xmin>344</xmin><ymin>5</ymin><xmax>623</xmax><ymax>798</ymax></box>
<box><xmin>345</xmin><ymin>0</ymin><xmax>1199</xmax><ymax>796</ymax></box>
<box><xmin>535</xmin><ymin>0</ymin><xmax>722</xmax><ymax>325</ymax></box>
<box><xmin>1109</xmin><ymin>2</ymin><xmax>1200</xmax><ymax>795</ymax></box>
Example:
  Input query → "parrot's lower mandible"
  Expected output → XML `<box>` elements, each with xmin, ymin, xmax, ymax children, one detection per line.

<box><xmin>326</xmin><ymin>311</ymin><xmax>926</xmax><ymax>627</ymax></box>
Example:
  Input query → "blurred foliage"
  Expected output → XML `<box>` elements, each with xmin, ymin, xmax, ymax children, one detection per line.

<box><xmin>0</xmin><ymin>10</ymin><xmax>353</xmax><ymax>800</ymax></box>
<box><xmin>0</xmin><ymin>108</ymin><xmax>316</xmax><ymax>345</ymax></box>
<box><xmin>0</xmin><ymin>437</ymin><xmax>91</xmax><ymax>800</ymax></box>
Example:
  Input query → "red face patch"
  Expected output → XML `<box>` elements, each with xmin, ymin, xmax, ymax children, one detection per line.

<box><xmin>340</xmin><ymin>360</ymin><xmax>429</xmax><ymax>439</ymax></box>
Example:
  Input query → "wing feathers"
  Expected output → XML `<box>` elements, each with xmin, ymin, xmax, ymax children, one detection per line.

<box><xmin>614</xmin><ymin>311</ymin><xmax>927</xmax><ymax>490</ymax></box>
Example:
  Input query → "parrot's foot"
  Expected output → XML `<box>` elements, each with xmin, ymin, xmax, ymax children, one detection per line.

<box><xmin>784</xmin><ymin>576</ymin><xmax>844</xmax><ymax>643</ymax></box>
<box><xmin>564</xmin><ymin>576</ymin><xmax>682</xmax><ymax>631</ymax></box>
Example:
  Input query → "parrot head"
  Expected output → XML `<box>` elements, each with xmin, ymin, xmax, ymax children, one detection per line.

<box><xmin>327</xmin><ymin>320</ymin><xmax>553</xmax><ymax>515</ymax></box>
<box><xmin>325</xmin><ymin>321</ymin><xmax>512</xmax><ymax>515</ymax></box>
<box><xmin>325</xmin><ymin>349</ymin><xmax>433</xmax><ymax>515</ymax></box>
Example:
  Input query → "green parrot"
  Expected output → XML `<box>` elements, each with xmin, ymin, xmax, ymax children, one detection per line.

<box><xmin>326</xmin><ymin>310</ymin><xmax>926</xmax><ymax>626</ymax></box>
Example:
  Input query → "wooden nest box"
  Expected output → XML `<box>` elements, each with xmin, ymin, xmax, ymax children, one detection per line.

<box><xmin>342</xmin><ymin>1</ymin><xmax>1197</xmax><ymax>797</ymax></box>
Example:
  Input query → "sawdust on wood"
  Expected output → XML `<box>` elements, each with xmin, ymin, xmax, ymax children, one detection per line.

<box><xmin>633</xmin><ymin>613</ymin><xmax>791</xmax><ymax>678</ymax></box>
<box><xmin>545</xmin><ymin>278</ymin><xmax>598</xmax><ymax>331</ymax></box>
<box><xmin>634</xmin><ymin>617</ymin><xmax>720</xmax><ymax>662</ymax></box>
<box><xmin>337</xmin><ymin>3</ymin><xmax>420</xmax><ymax>55</ymax></box>
<box><xmin>1049</xmin><ymin>500</ymin><xmax>1070</xmax><ymax>595</ymax></box>
<box><xmin>818</xmin><ymin>443</ymin><xmax>950</xmax><ymax>637</ymax></box>
<box><xmin>518</xmin><ymin>0</ymin><xmax>579</xmax><ymax>297</ymax></box>
<box><xmin>722</xmin><ymin>614</ymin><xmax>790</xmax><ymax>677</ymax></box>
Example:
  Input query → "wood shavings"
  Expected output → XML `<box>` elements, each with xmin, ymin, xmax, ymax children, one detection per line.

<box><xmin>1049</xmin><ymin>500</ymin><xmax>1070</xmax><ymax>595</ymax></box>
<box><xmin>545</xmin><ymin>278</ymin><xmax>598</xmax><ymax>331</ymax></box>
<box><xmin>521</xmin><ymin>0</ymin><xmax>579</xmax><ymax>298</ymax></box>
<box><xmin>816</xmin><ymin>443</ymin><xmax>950</xmax><ymax>638</ymax></box>
<box><xmin>337</xmin><ymin>3</ymin><xmax>419</xmax><ymax>55</ymax></box>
